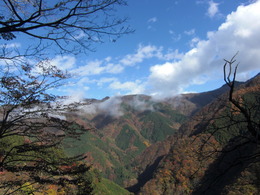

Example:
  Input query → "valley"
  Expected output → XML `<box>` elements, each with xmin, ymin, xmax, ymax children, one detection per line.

<box><xmin>61</xmin><ymin>73</ymin><xmax>260</xmax><ymax>194</ymax></box>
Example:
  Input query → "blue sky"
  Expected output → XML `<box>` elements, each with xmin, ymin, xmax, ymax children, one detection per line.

<box><xmin>49</xmin><ymin>0</ymin><xmax>260</xmax><ymax>100</ymax></box>
<box><xmin>3</xmin><ymin>0</ymin><xmax>260</xmax><ymax>100</ymax></box>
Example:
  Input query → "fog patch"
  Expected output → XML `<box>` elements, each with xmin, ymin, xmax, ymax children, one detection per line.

<box><xmin>97</xmin><ymin>96</ymin><xmax>123</xmax><ymax>118</ymax></box>
<box><xmin>124</xmin><ymin>95</ymin><xmax>155</xmax><ymax>112</ymax></box>
<box><xmin>78</xmin><ymin>95</ymin><xmax>163</xmax><ymax>118</ymax></box>
<box><xmin>79</xmin><ymin>96</ymin><xmax>123</xmax><ymax>118</ymax></box>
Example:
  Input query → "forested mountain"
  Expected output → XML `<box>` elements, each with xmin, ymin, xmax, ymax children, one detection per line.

<box><xmin>63</xmin><ymin>94</ymin><xmax>188</xmax><ymax>187</ymax></box>
<box><xmin>59</xmin><ymin>72</ymin><xmax>259</xmax><ymax>194</ymax></box>
<box><xmin>1</xmin><ymin>73</ymin><xmax>258</xmax><ymax>194</ymax></box>
<box><xmin>137</xmin><ymin>73</ymin><xmax>260</xmax><ymax>194</ymax></box>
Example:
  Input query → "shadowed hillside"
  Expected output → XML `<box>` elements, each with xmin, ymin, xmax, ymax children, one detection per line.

<box><xmin>60</xmin><ymin>79</ymin><xmax>239</xmax><ymax>189</ymax></box>
<box><xmin>137</xmin><ymin>73</ymin><xmax>260</xmax><ymax>194</ymax></box>
<box><xmin>60</xmin><ymin>73</ymin><xmax>260</xmax><ymax>194</ymax></box>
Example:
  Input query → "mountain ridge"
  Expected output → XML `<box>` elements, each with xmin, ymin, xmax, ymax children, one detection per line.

<box><xmin>61</xmin><ymin>72</ymin><xmax>259</xmax><ymax>193</ymax></box>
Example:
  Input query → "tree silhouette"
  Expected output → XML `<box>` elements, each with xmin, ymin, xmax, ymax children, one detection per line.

<box><xmin>223</xmin><ymin>53</ymin><xmax>260</xmax><ymax>143</ymax></box>
<box><xmin>193</xmin><ymin>54</ymin><xmax>260</xmax><ymax>194</ymax></box>
<box><xmin>0</xmin><ymin>0</ymin><xmax>132</xmax><ymax>55</ymax></box>
<box><xmin>0</xmin><ymin>0</ymin><xmax>131</xmax><ymax>194</ymax></box>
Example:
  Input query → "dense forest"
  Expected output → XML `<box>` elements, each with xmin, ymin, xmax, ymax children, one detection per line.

<box><xmin>0</xmin><ymin>0</ymin><xmax>259</xmax><ymax>194</ymax></box>
<box><xmin>1</xmin><ymin>70</ymin><xmax>258</xmax><ymax>194</ymax></box>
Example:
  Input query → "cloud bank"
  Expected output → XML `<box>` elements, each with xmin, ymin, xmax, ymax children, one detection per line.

<box><xmin>80</xmin><ymin>95</ymin><xmax>156</xmax><ymax>118</ymax></box>
<box><xmin>50</xmin><ymin>1</ymin><xmax>260</xmax><ymax>100</ymax></box>
<box><xmin>146</xmin><ymin>0</ymin><xmax>260</xmax><ymax>98</ymax></box>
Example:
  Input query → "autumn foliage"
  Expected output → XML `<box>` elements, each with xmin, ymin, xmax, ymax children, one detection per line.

<box><xmin>140</xmin><ymin>134</ymin><xmax>220</xmax><ymax>194</ymax></box>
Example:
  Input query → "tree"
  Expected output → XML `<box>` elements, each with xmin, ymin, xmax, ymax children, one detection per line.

<box><xmin>223</xmin><ymin>53</ymin><xmax>260</xmax><ymax>143</ymax></box>
<box><xmin>0</xmin><ymin>55</ymin><xmax>93</xmax><ymax>194</ymax></box>
<box><xmin>0</xmin><ymin>0</ymin><xmax>131</xmax><ymax>194</ymax></box>
<box><xmin>192</xmin><ymin>54</ymin><xmax>260</xmax><ymax>194</ymax></box>
<box><xmin>0</xmin><ymin>0</ymin><xmax>132</xmax><ymax>55</ymax></box>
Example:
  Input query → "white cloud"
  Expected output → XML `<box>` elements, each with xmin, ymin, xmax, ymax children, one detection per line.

<box><xmin>119</xmin><ymin>44</ymin><xmax>182</xmax><ymax>66</ymax></box>
<box><xmin>169</xmin><ymin>30</ymin><xmax>182</xmax><ymax>42</ymax></box>
<box><xmin>184</xmin><ymin>29</ymin><xmax>196</xmax><ymax>36</ymax></box>
<box><xmin>105</xmin><ymin>56</ymin><xmax>112</xmax><ymax>62</ymax></box>
<box><xmin>97</xmin><ymin>96</ymin><xmax>124</xmax><ymax>117</ymax></box>
<box><xmin>50</xmin><ymin>55</ymin><xmax>76</xmax><ymax>70</ymax></box>
<box><xmin>120</xmin><ymin>44</ymin><xmax>162</xmax><ymax>66</ymax></box>
<box><xmin>163</xmin><ymin>49</ymin><xmax>184</xmax><ymax>61</ymax></box>
<box><xmin>73</xmin><ymin>60</ymin><xmax>124</xmax><ymax>76</ymax></box>
<box><xmin>54</xmin><ymin>45</ymin><xmax>184</xmax><ymax>97</ymax></box>
<box><xmin>189</xmin><ymin>37</ymin><xmax>201</xmax><ymax>48</ymax></box>
<box><xmin>96</xmin><ymin>77</ymin><xmax>117</xmax><ymax>87</ymax></box>
<box><xmin>80</xmin><ymin>96</ymin><xmax>124</xmax><ymax>118</ymax></box>
<box><xmin>0</xmin><ymin>43</ymin><xmax>23</xmax><ymax>67</ymax></box>
<box><xmin>207</xmin><ymin>1</ymin><xmax>219</xmax><ymax>18</ymax></box>
<box><xmin>146</xmin><ymin>1</ymin><xmax>260</xmax><ymax>98</ymax></box>
<box><xmin>62</xmin><ymin>90</ymin><xmax>85</xmax><ymax>105</ymax></box>
<box><xmin>147</xmin><ymin>17</ymin><xmax>158</xmax><ymax>30</ymax></box>
<box><xmin>80</xmin><ymin>95</ymin><xmax>156</xmax><ymax>118</ymax></box>
<box><xmin>45</xmin><ymin>1</ymin><xmax>260</xmax><ymax>99</ymax></box>
<box><xmin>74</xmin><ymin>30</ymin><xmax>86</xmax><ymax>40</ymax></box>
<box><xmin>148</xmin><ymin>17</ymin><xmax>158</xmax><ymax>23</ymax></box>
<box><xmin>106</xmin><ymin>63</ymin><xmax>124</xmax><ymax>74</ymax></box>
<box><xmin>109</xmin><ymin>80</ymin><xmax>145</xmax><ymax>95</ymax></box>
<box><xmin>0</xmin><ymin>43</ymin><xmax>21</xmax><ymax>48</ymax></box>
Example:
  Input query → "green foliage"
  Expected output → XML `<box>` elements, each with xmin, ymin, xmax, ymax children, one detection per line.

<box><xmin>62</xmin><ymin>99</ymin><xmax>189</xmax><ymax>188</ymax></box>
<box><xmin>205</xmin><ymin>106</ymin><xmax>242</xmax><ymax>145</ymax></box>
<box><xmin>115</xmin><ymin>124</ymin><xmax>145</xmax><ymax>151</ymax></box>
<box><xmin>77</xmin><ymin>168</ymin><xmax>100</xmax><ymax>195</ymax></box>
<box><xmin>0</xmin><ymin>134</ymin><xmax>66</xmax><ymax>170</ymax></box>
<box><xmin>94</xmin><ymin>178</ymin><xmax>131</xmax><ymax>195</ymax></box>
<box><xmin>140</xmin><ymin>111</ymin><xmax>176</xmax><ymax>143</ymax></box>
<box><xmin>20</xmin><ymin>182</ymin><xmax>35</xmax><ymax>195</ymax></box>
<box><xmin>139</xmin><ymin>134</ymin><xmax>220</xmax><ymax>194</ymax></box>
<box><xmin>63</xmin><ymin>129</ymin><xmax>137</xmax><ymax>186</ymax></box>
<box><xmin>159</xmin><ymin>106</ymin><xmax>187</xmax><ymax>123</ymax></box>
<box><xmin>224</xmin><ymin>161</ymin><xmax>260</xmax><ymax>195</ymax></box>
<box><xmin>206</xmin><ymin>91</ymin><xmax>260</xmax><ymax>145</ymax></box>
<box><xmin>0</xmin><ymin>136</ymin><xmax>33</xmax><ymax>168</ymax></box>
<box><xmin>155</xmin><ymin>103</ymin><xmax>187</xmax><ymax>123</ymax></box>
<box><xmin>64</xmin><ymin>131</ymin><xmax>110</xmax><ymax>167</ymax></box>
<box><xmin>0</xmin><ymin>135</ymin><xmax>24</xmax><ymax>150</ymax></box>
<box><xmin>71</xmin><ymin>167</ymin><xmax>131</xmax><ymax>195</ymax></box>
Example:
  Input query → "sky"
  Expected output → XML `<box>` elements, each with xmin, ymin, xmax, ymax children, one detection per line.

<box><xmin>3</xmin><ymin>0</ymin><xmax>260</xmax><ymax>100</ymax></box>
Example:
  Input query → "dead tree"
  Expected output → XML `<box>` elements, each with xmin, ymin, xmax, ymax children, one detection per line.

<box><xmin>223</xmin><ymin>53</ymin><xmax>260</xmax><ymax>143</ymax></box>
<box><xmin>192</xmin><ymin>54</ymin><xmax>260</xmax><ymax>195</ymax></box>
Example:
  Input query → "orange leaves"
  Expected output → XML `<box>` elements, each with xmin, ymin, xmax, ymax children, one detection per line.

<box><xmin>143</xmin><ymin>140</ymin><xmax>151</xmax><ymax>147</ymax></box>
<box><xmin>140</xmin><ymin>134</ymin><xmax>220</xmax><ymax>194</ymax></box>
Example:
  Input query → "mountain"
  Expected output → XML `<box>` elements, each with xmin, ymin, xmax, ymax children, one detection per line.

<box><xmin>60</xmin><ymin>73</ymin><xmax>259</xmax><ymax>194</ymax></box>
<box><xmin>62</xmin><ymin>81</ymin><xmax>233</xmax><ymax>186</ymax></box>
<box><xmin>136</xmin><ymin>73</ymin><xmax>260</xmax><ymax>194</ymax></box>
<box><xmin>63</xmin><ymin>94</ymin><xmax>188</xmax><ymax>186</ymax></box>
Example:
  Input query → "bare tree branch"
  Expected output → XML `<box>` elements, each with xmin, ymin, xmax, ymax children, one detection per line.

<box><xmin>0</xmin><ymin>0</ymin><xmax>133</xmax><ymax>55</ymax></box>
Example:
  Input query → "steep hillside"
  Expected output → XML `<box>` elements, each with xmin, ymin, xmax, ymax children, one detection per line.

<box><xmin>61</xmin><ymin>73</ymin><xmax>259</xmax><ymax>194</ymax></box>
<box><xmin>185</xmin><ymin>81</ymin><xmax>243</xmax><ymax>108</ymax></box>
<box><xmin>63</xmin><ymin>95</ymin><xmax>188</xmax><ymax>186</ymax></box>
<box><xmin>138</xmin><ymin>73</ymin><xmax>260</xmax><ymax>194</ymax></box>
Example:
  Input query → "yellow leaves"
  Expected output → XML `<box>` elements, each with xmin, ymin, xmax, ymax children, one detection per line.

<box><xmin>21</xmin><ymin>182</ymin><xmax>35</xmax><ymax>195</ymax></box>
<box><xmin>143</xmin><ymin>140</ymin><xmax>151</xmax><ymax>147</ymax></box>
<box><xmin>163</xmin><ymin>169</ymin><xmax>172</xmax><ymax>176</ymax></box>
<box><xmin>41</xmin><ymin>185</ymin><xmax>68</xmax><ymax>195</ymax></box>
<box><xmin>45</xmin><ymin>188</ymin><xmax>57</xmax><ymax>195</ymax></box>
<box><xmin>145</xmin><ymin>134</ymin><xmax>221</xmax><ymax>194</ymax></box>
